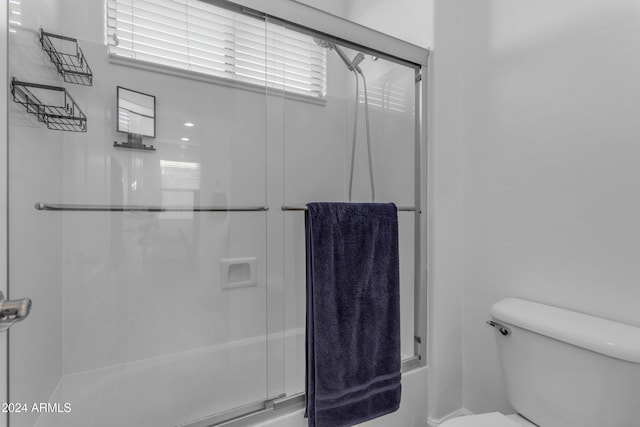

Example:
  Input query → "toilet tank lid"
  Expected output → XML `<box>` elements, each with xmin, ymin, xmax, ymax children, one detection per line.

<box><xmin>490</xmin><ymin>298</ymin><xmax>640</xmax><ymax>363</ymax></box>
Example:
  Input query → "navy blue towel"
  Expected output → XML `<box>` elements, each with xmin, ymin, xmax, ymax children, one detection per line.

<box><xmin>305</xmin><ymin>202</ymin><xmax>401</xmax><ymax>427</ymax></box>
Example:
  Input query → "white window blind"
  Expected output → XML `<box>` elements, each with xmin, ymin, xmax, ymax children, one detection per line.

<box><xmin>106</xmin><ymin>0</ymin><xmax>327</xmax><ymax>98</ymax></box>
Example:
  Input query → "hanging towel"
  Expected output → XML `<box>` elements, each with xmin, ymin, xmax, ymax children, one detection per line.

<box><xmin>305</xmin><ymin>202</ymin><xmax>401</xmax><ymax>427</ymax></box>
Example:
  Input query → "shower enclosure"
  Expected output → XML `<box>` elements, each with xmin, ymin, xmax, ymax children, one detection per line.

<box><xmin>2</xmin><ymin>1</ymin><xmax>428</xmax><ymax>426</ymax></box>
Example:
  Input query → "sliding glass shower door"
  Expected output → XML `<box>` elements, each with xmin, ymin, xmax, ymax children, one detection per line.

<box><xmin>280</xmin><ymin>38</ymin><xmax>422</xmax><ymax>396</ymax></box>
<box><xmin>6</xmin><ymin>2</ymin><xmax>284</xmax><ymax>426</ymax></box>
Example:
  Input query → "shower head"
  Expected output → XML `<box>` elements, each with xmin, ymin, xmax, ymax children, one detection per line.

<box><xmin>351</xmin><ymin>52</ymin><xmax>365</xmax><ymax>73</ymax></box>
<box><xmin>313</xmin><ymin>37</ymin><xmax>359</xmax><ymax>72</ymax></box>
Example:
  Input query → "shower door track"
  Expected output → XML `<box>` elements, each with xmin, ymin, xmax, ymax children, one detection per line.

<box><xmin>180</xmin><ymin>357</ymin><xmax>421</xmax><ymax>427</ymax></box>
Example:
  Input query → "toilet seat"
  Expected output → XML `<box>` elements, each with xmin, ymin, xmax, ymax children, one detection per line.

<box><xmin>440</xmin><ymin>412</ymin><xmax>535</xmax><ymax>427</ymax></box>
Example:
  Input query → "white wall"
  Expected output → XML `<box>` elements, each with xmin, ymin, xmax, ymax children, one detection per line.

<box><xmin>428</xmin><ymin>0</ymin><xmax>640</xmax><ymax>418</ymax></box>
<box><xmin>427</xmin><ymin>0</ymin><xmax>466</xmax><ymax>422</ymax></box>
<box><xmin>291</xmin><ymin>0</ymin><xmax>434</xmax><ymax>48</ymax></box>
<box><xmin>290</xmin><ymin>0</ymin><xmax>348</xmax><ymax>19</ymax></box>
<box><xmin>346</xmin><ymin>0</ymin><xmax>433</xmax><ymax>49</ymax></box>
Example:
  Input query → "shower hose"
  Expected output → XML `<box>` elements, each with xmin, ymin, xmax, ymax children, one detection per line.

<box><xmin>348</xmin><ymin>69</ymin><xmax>375</xmax><ymax>202</ymax></box>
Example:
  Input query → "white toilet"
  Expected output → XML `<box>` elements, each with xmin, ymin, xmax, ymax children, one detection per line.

<box><xmin>441</xmin><ymin>297</ymin><xmax>640</xmax><ymax>427</ymax></box>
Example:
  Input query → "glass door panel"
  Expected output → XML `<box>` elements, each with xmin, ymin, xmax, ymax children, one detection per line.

<box><xmin>7</xmin><ymin>1</ymin><xmax>271</xmax><ymax>426</ymax></box>
<box><xmin>282</xmin><ymin>36</ymin><xmax>420</xmax><ymax>394</ymax></box>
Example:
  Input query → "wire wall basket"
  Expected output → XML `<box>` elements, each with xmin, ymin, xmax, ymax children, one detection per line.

<box><xmin>40</xmin><ymin>29</ymin><xmax>93</xmax><ymax>86</ymax></box>
<box><xmin>11</xmin><ymin>79</ymin><xmax>87</xmax><ymax>132</ymax></box>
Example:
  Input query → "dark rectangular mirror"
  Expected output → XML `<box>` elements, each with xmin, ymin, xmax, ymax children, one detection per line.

<box><xmin>117</xmin><ymin>86</ymin><xmax>155</xmax><ymax>138</ymax></box>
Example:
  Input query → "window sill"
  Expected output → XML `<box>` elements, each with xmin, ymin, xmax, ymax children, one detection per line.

<box><xmin>108</xmin><ymin>53</ymin><xmax>327</xmax><ymax>107</ymax></box>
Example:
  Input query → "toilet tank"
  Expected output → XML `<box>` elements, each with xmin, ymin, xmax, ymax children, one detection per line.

<box><xmin>490</xmin><ymin>298</ymin><xmax>640</xmax><ymax>427</ymax></box>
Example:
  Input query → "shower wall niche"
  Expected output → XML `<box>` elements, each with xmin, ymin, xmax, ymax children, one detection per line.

<box><xmin>6</xmin><ymin>1</ymin><xmax>425</xmax><ymax>426</ymax></box>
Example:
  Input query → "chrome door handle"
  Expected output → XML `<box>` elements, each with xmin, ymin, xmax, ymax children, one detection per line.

<box><xmin>0</xmin><ymin>291</ymin><xmax>32</xmax><ymax>332</ymax></box>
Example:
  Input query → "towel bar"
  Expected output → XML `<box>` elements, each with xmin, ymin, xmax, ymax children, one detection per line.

<box><xmin>281</xmin><ymin>205</ymin><xmax>416</xmax><ymax>212</ymax></box>
<box><xmin>35</xmin><ymin>203</ymin><xmax>269</xmax><ymax>212</ymax></box>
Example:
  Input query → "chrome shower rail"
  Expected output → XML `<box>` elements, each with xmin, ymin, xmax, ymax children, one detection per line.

<box><xmin>35</xmin><ymin>203</ymin><xmax>269</xmax><ymax>212</ymax></box>
<box><xmin>281</xmin><ymin>205</ymin><xmax>416</xmax><ymax>212</ymax></box>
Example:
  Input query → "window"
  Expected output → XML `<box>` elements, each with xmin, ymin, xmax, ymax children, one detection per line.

<box><xmin>106</xmin><ymin>0</ymin><xmax>327</xmax><ymax>98</ymax></box>
<box><xmin>159</xmin><ymin>160</ymin><xmax>200</xmax><ymax>220</ymax></box>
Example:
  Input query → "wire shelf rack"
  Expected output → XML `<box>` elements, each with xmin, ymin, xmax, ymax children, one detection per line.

<box><xmin>11</xmin><ymin>78</ymin><xmax>87</xmax><ymax>132</ymax></box>
<box><xmin>40</xmin><ymin>29</ymin><xmax>93</xmax><ymax>86</ymax></box>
